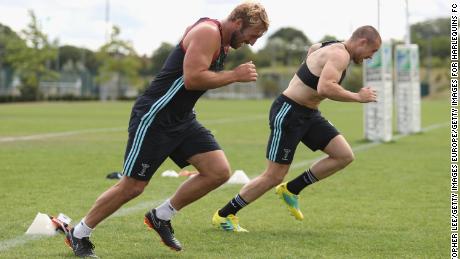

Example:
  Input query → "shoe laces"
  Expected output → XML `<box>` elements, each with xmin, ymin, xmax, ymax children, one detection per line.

<box><xmin>227</xmin><ymin>215</ymin><xmax>240</xmax><ymax>226</ymax></box>
<box><xmin>163</xmin><ymin>220</ymin><xmax>175</xmax><ymax>234</ymax></box>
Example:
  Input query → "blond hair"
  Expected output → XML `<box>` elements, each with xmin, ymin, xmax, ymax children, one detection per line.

<box><xmin>228</xmin><ymin>2</ymin><xmax>269</xmax><ymax>30</ymax></box>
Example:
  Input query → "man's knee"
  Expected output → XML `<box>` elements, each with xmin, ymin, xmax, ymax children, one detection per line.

<box><xmin>212</xmin><ymin>165</ymin><xmax>231</xmax><ymax>184</ymax></box>
<box><xmin>263</xmin><ymin>164</ymin><xmax>289</xmax><ymax>186</ymax></box>
<box><xmin>127</xmin><ymin>185</ymin><xmax>145</xmax><ymax>198</ymax></box>
<box><xmin>337</xmin><ymin>151</ymin><xmax>355</xmax><ymax>168</ymax></box>
<box><xmin>118</xmin><ymin>177</ymin><xmax>147</xmax><ymax>199</ymax></box>
<box><xmin>188</xmin><ymin>150</ymin><xmax>231</xmax><ymax>184</ymax></box>
<box><xmin>199</xmin><ymin>163</ymin><xmax>231</xmax><ymax>184</ymax></box>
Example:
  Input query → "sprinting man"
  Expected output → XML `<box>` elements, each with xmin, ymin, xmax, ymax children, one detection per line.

<box><xmin>213</xmin><ymin>26</ymin><xmax>381</xmax><ymax>231</ymax></box>
<box><xmin>64</xmin><ymin>2</ymin><xmax>269</xmax><ymax>257</ymax></box>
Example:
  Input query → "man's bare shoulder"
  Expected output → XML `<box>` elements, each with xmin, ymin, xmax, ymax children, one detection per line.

<box><xmin>187</xmin><ymin>22</ymin><xmax>220</xmax><ymax>40</ymax></box>
<box><xmin>183</xmin><ymin>21</ymin><xmax>220</xmax><ymax>50</ymax></box>
<box><xmin>326</xmin><ymin>45</ymin><xmax>350</xmax><ymax>68</ymax></box>
<box><xmin>307</xmin><ymin>43</ymin><xmax>322</xmax><ymax>56</ymax></box>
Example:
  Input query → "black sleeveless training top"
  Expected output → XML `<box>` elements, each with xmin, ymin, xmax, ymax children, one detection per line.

<box><xmin>142</xmin><ymin>18</ymin><xmax>228</xmax><ymax>126</ymax></box>
<box><xmin>295</xmin><ymin>40</ymin><xmax>347</xmax><ymax>90</ymax></box>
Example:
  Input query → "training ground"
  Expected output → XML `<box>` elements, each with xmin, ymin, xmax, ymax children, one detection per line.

<box><xmin>0</xmin><ymin>98</ymin><xmax>447</xmax><ymax>258</ymax></box>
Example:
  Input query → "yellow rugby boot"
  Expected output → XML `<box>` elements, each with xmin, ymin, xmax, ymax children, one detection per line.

<box><xmin>275</xmin><ymin>182</ymin><xmax>304</xmax><ymax>220</ymax></box>
<box><xmin>212</xmin><ymin>211</ymin><xmax>248</xmax><ymax>232</ymax></box>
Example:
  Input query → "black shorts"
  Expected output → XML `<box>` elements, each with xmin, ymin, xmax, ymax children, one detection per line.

<box><xmin>266</xmin><ymin>94</ymin><xmax>340</xmax><ymax>164</ymax></box>
<box><xmin>122</xmin><ymin>97</ymin><xmax>221</xmax><ymax>181</ymax></box>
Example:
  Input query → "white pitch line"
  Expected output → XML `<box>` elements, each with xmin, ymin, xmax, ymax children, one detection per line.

<box><xmin>201</xmin><ymin>115</ymin><xmax>266</xmax><ymax>125</ymax></box>
<box><xmin>0</xmin><ymin>235</ymin><xmax>42</xmax><ymax>252</ymax></box>
<box><xmin>0</xmin><ymin>183</ymin><xmax>244</xmax><ymax>253</ymax></box>
<box><xmin>0</xmin><ymin>199</ymin><xmax>165</xmax><ymax>253</ymax></box>
<box><xmin>0</xmin><ymin>127</ymin><xmax>125</xmax><ymax>143</ymax></box>
<box><xmin>0</xmin><ymin>115</ymin><xmax>266</xmax><ymax>143</ymax></box>
<box><xmin>0</xmin><ymin>121</ymin><xmax>447</xmax><ymax>252</ymax></box>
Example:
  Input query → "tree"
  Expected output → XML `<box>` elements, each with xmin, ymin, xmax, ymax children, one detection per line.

<box><xmin>254</xmin><ymin>48</ymin><xmax>272</xmax><ymax>68</ymax></box>
<box><xmin>0</xmin><ymin>23</ymin><xmax>22</xmax><ymax>90</ymax></box>
<box><xmin>58</xmin><ymin>45</ymin><xmax>81</xmax><ymax>69</ymax></box>
<box><xmin>341</xmin><ymin>64</ymin><xmax>362</xmax><ymax>92</ymax></box>
<box><xmin>411</xmin><ymin>18</ymin><xmax>449</xmax><ymax>67</ymax></box>
<box><xmin>136</xmin><ymin>54</ymin><xmax>153</xmax><ymax>90</ymax></box>
<box><xmin>0</xmin><ymin>23</ymin><xmax>21</xmax><ymax>67</ymax></box>
<box><xmin>150</xmin><ymin>42</ymin><xmax>174</xmax><ymax>75</ymax></box>
<box><xmin>96</xmin><ymin>25</ymin><xmax>142</xmax><ymax>98</ymax></box>
<box><xmin>224</xmin><ymin>45</ymin><xmax>255</xmax><ymax>69</ymax></box>
<box><xmin>137</xmin><ymin>54</ymin><xmax>151</xmax><ymax>77</ymax></box>
<box><xmin>319</xmin><ymin>35</ymin><xmax>339</xmax><ymax>42</ymax></box>
<box><xmin>58</xmin><ymin>45</ymin><xmax>99</xmax><ymax>75</ymax></box>
<box><xmin>264</xmin><ymin>27</ymin><xmax>310</xmax><ymax>66</ymax></box>
<box><xmin>268</xmin><ymin>27</ymin><xmax>311</xmax><ymax>45</ymax></box>
<box><xmin>2</xmin><ymin>10</ymin><xmax>58</xmax><ymax>99</ymax></box>
<box><xmin>81</xmin><ymin>49</ymin><xmax>99</xmax><ymax>75</ymax></box>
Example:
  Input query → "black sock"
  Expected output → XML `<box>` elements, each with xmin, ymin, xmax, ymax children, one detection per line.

<box><xmin>218</xmin><ymin>194</ymin><xmax>249</xmax><ymax>217</ymax></box>
<box><xmin>286</xmin><ymin>169</ymin><xmax>319</xmax><ymax>195</ymax></box>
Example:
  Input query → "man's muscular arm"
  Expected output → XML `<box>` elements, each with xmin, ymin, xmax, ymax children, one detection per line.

<box><xmin>317</xmin><ymin>49</ymin><xmax>376</xmax><ymax>103</ymax></box>
<box><xmin>183</xmin><ymin>24</ymin><xmax>256</xmax><ymax>90</ymax></box>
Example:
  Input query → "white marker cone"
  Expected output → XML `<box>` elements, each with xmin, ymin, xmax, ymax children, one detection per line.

<box><xmin>161</xmin><ymin>170</ymin><xmax>179</xmax><ymax>178</ymax></box>
<box><xmin>226</xmin><ymin>170</ymin><xmax>250</xmax><ymax>184</ymax></box>
<box><xmin>25</xmin><ymin>212</ymin><xmax>57</xmax><ymax>236</ymax></box>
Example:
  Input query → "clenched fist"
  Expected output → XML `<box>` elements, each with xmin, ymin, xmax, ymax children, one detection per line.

<box><xmin>358</xmin><ymin>86</ymin><xmax>377</xmax><ymax>103</ymax></box>
<box><xmin>233</xmin><ymin>61</ymin><xmax>258</xmax><ymax>82</ymax></box>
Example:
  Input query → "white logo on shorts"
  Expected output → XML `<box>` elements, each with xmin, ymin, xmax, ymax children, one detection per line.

<box><xmin>138</xmin><ymin>163</ymin><xmax>150</xmax><ymax>177</ymax></box>
<box><xmin>282</xmin><ymin>149</ymin><xmax>291</xmax><ymax>161</ymax></box>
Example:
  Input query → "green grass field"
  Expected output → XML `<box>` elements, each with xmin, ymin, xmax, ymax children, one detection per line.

<box><xmin>0</xmin><ymin>98</ymin><xmax>448</xmax><ymax>258</ymax></box>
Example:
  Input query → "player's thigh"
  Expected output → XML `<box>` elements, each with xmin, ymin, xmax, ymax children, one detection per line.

<box><xmin>266</xmin><ymin>98</ymin><xmax>305</xmax><ymax>164</ymax></box>
<box><xmin>301</xmin><ymin>116</ymin><xmax>340</xmax><ymax>152</ymax></box>
<box><xmin>122</xmin><ymin>125</ymin><xmax>178</xmax><ymax>181</ymax></box>
<box><xmin>170</xmin><ymin>123</ymin><xmax>229</xmax><ymax>176</ymax></box>
<box><xmin>187</xmin><ymin>150</ymin><xmax>231</xmax><ymax>177</ymax></box>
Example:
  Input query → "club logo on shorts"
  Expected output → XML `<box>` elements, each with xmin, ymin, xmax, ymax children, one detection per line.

<box><xmin>282</xmin><ymin>149</ymin><xmax>291</xmax><ymax>161</ymax></box>
<box><xmin>138</xmin><ymin>163</ymin><xmax>150</xmax><ymax>177</ymax></box>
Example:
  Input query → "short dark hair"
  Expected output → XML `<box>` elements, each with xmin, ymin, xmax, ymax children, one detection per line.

<box><xmin>351</xmin><ymin>25</ymin><xmax>381</xmax><ymax>44</ymax></box>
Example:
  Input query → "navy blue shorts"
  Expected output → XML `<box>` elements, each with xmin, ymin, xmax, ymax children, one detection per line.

<box><xmin>266</xmin><ymin>94</ymin><xmax>340</xmax><ymax>164</ymax></box>
<box><xmin>122</xmin><ymin>96</ymin><xmax>221</xmax><ymax>181</ymax></box>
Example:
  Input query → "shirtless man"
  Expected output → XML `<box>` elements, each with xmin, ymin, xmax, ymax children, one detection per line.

<box><xmin>212</xmin><ymin>25</ymin><xmax>381</xmax><ymax>231</ymax></box>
